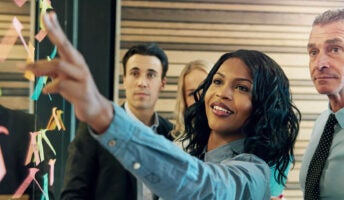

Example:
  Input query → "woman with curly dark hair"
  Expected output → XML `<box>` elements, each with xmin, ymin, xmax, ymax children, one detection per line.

<box><xmin>28</xmin><ymin>12</ymin><xmax>301</xmax><ymax>200</ymax></box>
<box><xmin>182</xmin><ymin>50</ymin><xmax>301</xmax><ymax>199</ymax></box>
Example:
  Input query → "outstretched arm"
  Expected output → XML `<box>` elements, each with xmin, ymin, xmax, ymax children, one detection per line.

<box><xmin>26</xmin><ymin>12</ymin><xmax>112</xmax><ymax>134</ymax></box>
<box><xmin>25</xmin><ymin>12</ymin><xmax>271</xmax><ymax>200</ymax></box>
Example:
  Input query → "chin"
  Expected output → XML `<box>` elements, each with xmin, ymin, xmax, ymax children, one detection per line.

<box><xmin>316</xmin><ymin>87</ymin><xmax>336</xmax><ymax>95</ymax></box>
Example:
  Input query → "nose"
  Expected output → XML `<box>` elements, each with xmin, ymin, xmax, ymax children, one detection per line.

<box><xmin>215</xmin><ymin>86</ymin><xmax>233</xmax><ymax>100</ymax></box>
<box><xmin>314</xmin><ymin>51</ymin><xmax>330</xmax><ymax>71</ymax></box>
<box><xmin>137</xmin><ymin>75</ymin><xmax>148</xmax><ymax>87</ymax></box>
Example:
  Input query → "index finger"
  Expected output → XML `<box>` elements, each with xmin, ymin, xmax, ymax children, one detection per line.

<box><xmin>43</xmin><ymin>12</ymin><xmax>82</xmax><ymax>64</ymax></box>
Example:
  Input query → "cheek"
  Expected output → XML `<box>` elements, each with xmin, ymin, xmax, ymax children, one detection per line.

<box><xmin>204</xmin><ymin>91</ymin><xmax>211</xmax><ymax>106</ymax></box>
<box><xmin>236</xmin><ymin>96</ymin><xmax>252</xmax><ymax>118</ymax></box>
<box><xmin>123</xmin><ymin>78</ymin><xmax>128</xmax><ymax>89</ymax></box>
<box><xmin>309</xmin><ymin>62</ymin><xmax>315</xmax><ymax>75</ymax></box>
<box><xmin>183</xmin><ymin>89</ymin><xmax>188</xmax><ymax>102</ymax></box>
<box><xmin>151</xmin><ymin>79</ymin><xmax>161</xmax><ymax>87</ymax></box>
<box><xmin>204</xmin><ymin>91</ymin><xmax>212</xmax><ymax>114</ymax></box>
<box><xmin>242</xmin><ymin>104</ymin><xmax>252</xmax><ymax>120</ymax></box>
<box><xmin>185</xmin><ymin>96</ymin><xmax>194</xmax><ymax>107</ymax></box>
<box><xmin>338</xmin><ymin>65</ymin><xmax>344</xmax><ymax>75</ymax></box>
<box><xmin>123</xmin><ymin>76</ymin><xmax>137</xmax><ymax>88</ymax></box>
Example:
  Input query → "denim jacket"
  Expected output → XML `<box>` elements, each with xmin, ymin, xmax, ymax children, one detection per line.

<box><xmin>91</xmin><ymin>103</ymin><xmax>270</xmax><ymax>200</ymax></box>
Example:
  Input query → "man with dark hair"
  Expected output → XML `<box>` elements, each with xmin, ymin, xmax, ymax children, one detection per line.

<box><xmin>61</xmin><ymin>43</ymin><xmax>173</xmax><ymax>200</ymax></box>
<box><xmin>300</xmin><ymin>8</ymin><xmax>344</xmax><ymax>199</ymax></box>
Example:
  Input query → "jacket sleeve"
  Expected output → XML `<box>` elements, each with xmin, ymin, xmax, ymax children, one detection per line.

<box><xmin>60</xmin><ymin>123</ymin><xmax>98</xmax><ymax>200</ymax></box>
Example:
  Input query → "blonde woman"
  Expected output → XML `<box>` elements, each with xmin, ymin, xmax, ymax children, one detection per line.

<box><xmin>170</xmin><ymin>60</ymin><xmax>212</xmax><ymax>142</ymax></box>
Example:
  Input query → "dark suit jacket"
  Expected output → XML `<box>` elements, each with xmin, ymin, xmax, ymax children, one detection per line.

<box><xmin>0</xmin><ymin>105</ymin><xmax>53</xmax><ymax>199</ymax></box>
<box><xmin>61</xmin><ymin>106</ymin><xmax>173</xmax><ymax>200</ymax></box>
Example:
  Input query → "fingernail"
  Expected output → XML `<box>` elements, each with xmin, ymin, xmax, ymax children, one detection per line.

<box><xmin>50</xmin><ymin>11</ymin><xmax>57</xmax><ymax>21</ymax></box>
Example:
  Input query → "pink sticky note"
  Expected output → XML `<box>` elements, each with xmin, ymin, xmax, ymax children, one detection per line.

<box><xmin>13</xmin><ymin>0</ymin><xmax>28</xmax><ymax>7</ymax></box>
<box><xmin>12</xmin><ymin>168</ymin><xmax>39</xmax><ymax>199</ymax></box>
<box><xmin>35</xmin><ymin>29</ymin><xmax>47</xmax><ymax>42</ymax></box>
<box><xmin>12</xmin><ymin>17</ymin><xmax>33</xmax><ymax>61</ymax></box>
<box><xmin>32</xmin><ymin>173</ymin><xmax>49</xmax><ymax>199</ymax></box>
<box><xmin>25</xmin><ymin>131</ymin><xmax>40</xmax><ymax>165</ymax></box>
<box><xmin>0</xmin><ymin>26</ymin><xmax>18</xmax><ymax>62</ymax></box>
<box><xmin>0</xmin><ymin>126</ymin><xmax>9</xmax><ymax>135</ymax></box>
<box><xmin>12</xmin><ymin>17</ymin><xmax>23</xmax><ymax>33</ymax></box>
<box><xmin>49</xmin><ymin>159</ymin><xmax>56</xmax><ymax>186</ymax></box>
<box><xmin>0</xmin><ymin>146</ymin><xmax>6</xmax><ymax>181</ymax></box>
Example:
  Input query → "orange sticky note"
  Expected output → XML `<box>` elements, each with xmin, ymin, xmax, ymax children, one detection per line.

<box><xmin>46</xmin><ymin>107</ymin><xmax>66</xmax><ymax>131</ymax></box>
<box><xmin>26</xmin><ymin>41</ymin><xmax>35</xmax><ymax>63</ymax></box>
<box><xmin>35</xmin><ymin>29</ymin><xmax>47</xmax><ymax>42</ymax></box>
<box><xmin>24</xmin><ymin>70</ymin><xmax>35</xmax><ymax>82</ymax></box>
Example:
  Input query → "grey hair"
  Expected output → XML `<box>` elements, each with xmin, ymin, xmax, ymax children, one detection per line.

<box><xmin>313</xmin><ymin>8</ymin><xmax>344</xmax><ymax>26</ymax></box>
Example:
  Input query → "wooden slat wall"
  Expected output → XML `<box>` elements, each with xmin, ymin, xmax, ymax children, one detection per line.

<box><xmin>0</xmin><ymin>1</ymin><xmax>32</xmax><ymax>112</ymax></box>
<box><xmin>118</xmin><ymin>1</ymin><xmax>343</xmax><ymax>199</ymax></box>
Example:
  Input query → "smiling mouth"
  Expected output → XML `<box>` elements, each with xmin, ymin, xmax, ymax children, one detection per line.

<box><xmin>212</xmin><ymin>105</ymin><xmax>233</xmax><ymax>115</ymax></box>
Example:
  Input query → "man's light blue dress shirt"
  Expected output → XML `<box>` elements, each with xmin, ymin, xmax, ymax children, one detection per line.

<box><xmin>300</xmin><ymin>107</ymin><xmax>344</xmax><ymax>199</ymax></box>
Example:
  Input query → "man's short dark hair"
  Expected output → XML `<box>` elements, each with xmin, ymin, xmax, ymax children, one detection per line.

<box><xmin>122</xmin><ymin>43</ymin><xmax>169</xmax><ymax>79</ymax></box>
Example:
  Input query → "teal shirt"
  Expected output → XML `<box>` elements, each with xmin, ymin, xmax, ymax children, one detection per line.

<box><xmin>270</xmin><ymin>162</ymin><xmax>291</xmax><ymax>197</ymax></box>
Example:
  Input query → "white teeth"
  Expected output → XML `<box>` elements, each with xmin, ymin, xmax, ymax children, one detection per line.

<box><xmin>213</xmin><ymin>105</ymin><xmax>231</xmax><ymax>114</ymax></box>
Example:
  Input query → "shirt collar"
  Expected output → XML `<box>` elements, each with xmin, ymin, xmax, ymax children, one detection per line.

<box><xmin>332</xmin><ymin>107</ymin><xmax>344</xmax><ymax>129</ymax></box>
<box><xmin>124</xmin><ymin>102</ymin><xmax>159</xmax><ymax>132</ymax></box>
<box><xmin>204</xmin><ymin>138</ymin><xmax>245</xmax><ymax>164</ymax></box>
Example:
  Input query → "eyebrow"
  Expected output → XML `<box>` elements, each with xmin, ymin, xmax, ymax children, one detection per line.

<box><xmin>147</xmin><ymin>69</ymin><xmax>158</xmax><ymax>74</ymax></box>
<box><xmin>307</xmin><ymin>38</ymin><xmax>344</xmax><ymax>49</ymax></box>
<box><xmin>215</xmin><ymin>72</ymin><xmax>253</xmax><ymax>83</ymax></box>
<box><xmin>129</xmin><ymin>67</ymin><xmax>158</xmax><ymax>74</ymax></box>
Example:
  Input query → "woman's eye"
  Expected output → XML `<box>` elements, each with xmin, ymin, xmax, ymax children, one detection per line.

<box><xmin>235</xmin><ymin>85</ymin><xmax>249</xmax><ymax>92</ymax></box>
<box><xmin>212</xmin><ymin>79</ymin><xmax>222</xmax><ymax>85</ymax></box>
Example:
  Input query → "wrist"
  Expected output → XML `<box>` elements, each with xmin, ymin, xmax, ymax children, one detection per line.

<box><xmin>89</xmin><ymin>99</ymin><xmax>113</xmax><ymax>134</ymax></box>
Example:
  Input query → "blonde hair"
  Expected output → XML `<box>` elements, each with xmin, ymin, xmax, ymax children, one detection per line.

<box><xmin>171</xmin><ymin>59</ymin><xmax>212</xmax><ymax>140</ymax></box>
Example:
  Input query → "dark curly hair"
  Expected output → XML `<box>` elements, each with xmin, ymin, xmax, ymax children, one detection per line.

<box><xmin>183</xmin><ymin>49</ymin><xmax>301</xmax><ymax>185</ymax></box>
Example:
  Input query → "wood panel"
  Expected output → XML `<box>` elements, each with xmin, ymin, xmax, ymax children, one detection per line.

<box><xmin>118</xmin><ymin>1</ymin><xmax>341</xmax><ymax>199</ymax></box>
<box><xmin>0</xmin><ymin>1</ymin><xmax>32</xmax><ymax>112</ymax></box>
